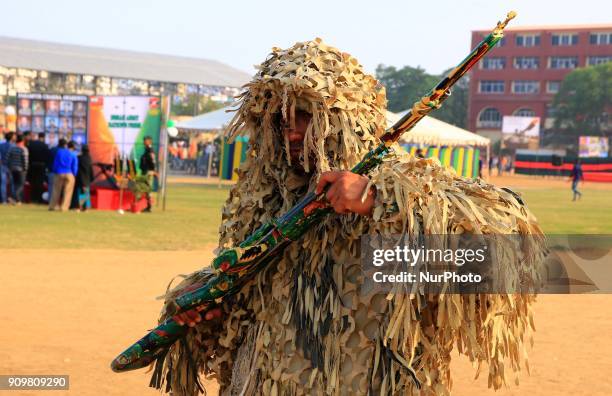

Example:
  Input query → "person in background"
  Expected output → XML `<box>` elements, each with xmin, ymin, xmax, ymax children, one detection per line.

<box><xmin>22</xmin><ymin>131</ymin><xmax>31</xmax><ymax>147</ymax></box>
<box><xmin>195</xmin><ymin>142</ymin><xmax>205</xmax><ymax>175</ymax></box>
<box><xmin>49</xmin><ymin>139</ymin><xmax>77</xmax><ymax>211</ymax></box>
<box><xmin>415</xmin><ymin>148</ymin><xmax>425</xmax><ymax>159</ymax></box>
<box><xmin>0</xmin><ymin>132</ymin><xmax>16</xmax><ymax>204</ymax></box>
<box><xmin>505</xmin><ymin>155</ymin><xmax>513</xmax><ymax>174</ymax></box>
<box><xmin>70</xmin><ymin>144</ymin><xmax>93</xmax><ymax>211</ymax></box>
<box><xmin>27</xmin><ymin>132</ymin><xmax>49</xmax><ymax>203</ymax></box>
<box><xmin>46</xmin><ymin>138</ymin><xmax>65</xmax><ymax>202</ymax></box>
<box><xmin>498</xmin><ymin>155</ymin><xmax>505</xmax><ymax>176</ymax></box>
<box><xmin>571</xmin><ymin>159</ymin><xmax>583</xmax><ymax>201</ymax></box>
<box><xmin>490</xmin><ymin>155</ymin><xmax>498</xmax><ymax>176</ymax></box>
<box><xmin>139</xmin><ymin>136</ymin><xmax>157</xmax><ymax>212</ymax></box>
<box><xmin>204</xmin><ymin>141</ymin><xmax>216</xmax><ymax>177</ymax></box>
<box><xmin>7</xmin><ymin>135</ymin><xmax>29</xmax><ymax>204</ymax></box>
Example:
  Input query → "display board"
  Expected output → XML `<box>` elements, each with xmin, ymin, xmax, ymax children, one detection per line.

<box><xmin>579</xmin><ymin>136</ymin><xmax>609</xmax><ymax>158</ymax></box>
<box><xmin>88</xmin><ymin>96</ymin><xmax>161</xmax><ymax>171</ymax></box>
<box><xmin>502</xmin><ymin>116</ymin><xmax>540</xmax><ymax>137</ymax></box>
<box><xmin>515</xmin><ymin>153</ymin><xmax>612</xmax><ymax>182</ymax></box>
<box><xmin>501</xmin><ymin>115</ymin><xmax>540</xmax><ymax>149</ymax></box>
<box><xmin>16</xmin><ymin>93</ymin><xmax>88</xmax><ymax>146</ymax></box>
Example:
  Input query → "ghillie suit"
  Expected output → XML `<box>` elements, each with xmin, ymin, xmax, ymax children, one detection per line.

<box><xmin>156</xmin><ymin>38</ymin><xmax>546</xmax><ymax>395</ymax></box>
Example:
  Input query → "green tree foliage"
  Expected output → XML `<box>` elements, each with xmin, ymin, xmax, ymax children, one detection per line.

<box><xmin>375</xmin><ymin>65</ymin><xmax>469</xmax><ymax>128</ymax></box>
<box><xmin>172</xmin><ymin>94</ymin><xmax>225</xmax><ymax>117</ymax></box>
<box><xmin>552</xmin><ymin>62</ymin><xmax>611</xmax><ymax>135</ymax></box>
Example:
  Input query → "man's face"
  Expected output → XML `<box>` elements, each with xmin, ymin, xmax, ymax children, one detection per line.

<box><xmin>281</xmin><ymin>110</ymin><xmax>312</xmax><ymax>168</ymax></box>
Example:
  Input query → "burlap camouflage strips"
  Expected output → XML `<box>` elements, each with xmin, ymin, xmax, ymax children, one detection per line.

<box><xmin>156</xmin><ymin>38</ymin><xmax>546</xmax><ymax>395</ymax></box>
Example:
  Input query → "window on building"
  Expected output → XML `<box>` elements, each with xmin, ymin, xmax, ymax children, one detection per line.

<box><xmin>479</xmin><ymin>80</ymin><xmax>505</xmax><ymax>93</ymax></box>
<box><xmin>549</xmin><ymin>56</ymin><xmax>579</xmax><ymax>69</ymax></box>
<box><xmin>515</xmin><ymin>34</ymin><xmax>540</xmax><ymax>47</ymax></box>
<box><xmin>482</xmin><ymin>35</ymin><xmax>505</xmax><ymax>47</ymax></box>
<box><xmin>552</xmin><ymin>33</ymin><xmax>579</xmax><ymax>46</ymax></box>
<box><xmin>81</xmin><ymin>75</ymin><xmax>96</xmax><ymax>91</ymax></box>
<box><xmin>547</xmin><ymin>81</ymin><xmax>561</xmax><ymax>94</ymax></box>
<box><xmin>514</xmin><ymin>56</ymin><xmax>539</xmax><ymax>69</ymax></box>
<box><xmin>546</xmin><ymin>104</ymin><xmax>558</xmax><ymax>118</ymax></box>
<box><xmin>512</xmin><ymin>80</ymin><xmax>540</xmax><ymax>94</ymax></box>
<box><xmin>478</xmin><ymin>108</ymin><xmax>502</xmax><ymax>128</ymax></box>
<box><xmin>590</xmin><ymin>32</ymin><xmax>612</xmax><ymax>45</ymax></box>
<box><xmin>587</xmin><ymin>56</ymin><xmax>612</xmax><ymax>66</ymax></box>
<box><xmin>481</xmin><ymin>57</ymin><xmax>506</xmax><ymax>70</ymax></box>
<box><xmin>47</xmin><ymin>72</ymin><xmax>65</xmax><ymax>93</ymax></box>
<box><xmin>514</xmin><ymin>108</ymin><xmax>536</xmax><ymax>117</ymax></box>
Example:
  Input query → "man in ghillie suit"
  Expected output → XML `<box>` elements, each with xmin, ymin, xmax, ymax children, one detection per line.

<box><xmin>158</xmin><ymin>38</ymin><xmax>545</xmax><ymax>395</ymax></box>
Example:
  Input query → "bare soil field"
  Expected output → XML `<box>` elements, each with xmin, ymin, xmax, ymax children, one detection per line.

<box><xmin>1</xmin><ymin>249</ymin><xmax>611</xmax><ymax>395</ymax></box>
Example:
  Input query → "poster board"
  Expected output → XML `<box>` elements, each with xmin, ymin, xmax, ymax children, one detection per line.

<box><xmin>579</xmin><ymin>136</ymin><xmax>609</xmax><ymax>158</ymax></box>
<box><xmin>87</xmin><ymin>96</ymin><xmax>161</xmax><ymax>171</ymax></box>
<box><xmin>16</xmin><ymin>93</ymin><xmax>88</xmax><ymax>146</ymax></box>
<box><xmin>502</xmin><ymin>115</ymin><xmax>540</xmax><ymax>149</ymax></box>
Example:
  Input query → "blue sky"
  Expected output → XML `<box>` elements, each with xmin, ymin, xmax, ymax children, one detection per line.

<box><xmin>1</xmin><ymin>0</ymin><xmax>610</xmax><ymax>76</ymax></box>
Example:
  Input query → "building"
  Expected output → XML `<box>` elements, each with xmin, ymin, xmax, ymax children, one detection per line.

<box><xmin>0</xmin><ymin>36</ymin><xmax>251</xmax><ymax>115</ymax></box>
<box><xmin>468</xmin><ymin>24</ymin><xmax>612</xmax><ymax>143</ymax></box>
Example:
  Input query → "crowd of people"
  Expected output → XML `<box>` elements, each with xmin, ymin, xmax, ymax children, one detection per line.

<box><xmin>489</xmin><ymin>154</ymin><xmax>514</xmax><ymax>176</ymax></box>
<box><xmin>169</xmin><ymin>140</ymin><xmax>219</xmax><ymax>176</ymax></box>
<box><xmin>0</xmin><ymin>132</ymin><xmax>93</xmax><ymax>211</ymax></box>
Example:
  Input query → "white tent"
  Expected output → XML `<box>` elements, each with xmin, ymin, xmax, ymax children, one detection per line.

<box><xmin>175</xmin><ymin>106</ymin><xmax>237</xmax><ymax>131</ymax></box>
<box><xmin>177</xmin><ymin>107</ymin><xmax>490</xmax><ymax>150</ymax></box>
<box><xmin>389</xmin><ymin>110</ymin><xmax>490</xmax><ymax>148</ymax></box>
<box><xmin>178</xmin><ymin>108</ymin><xmax>403</xmax><ymax>133</ymax></box>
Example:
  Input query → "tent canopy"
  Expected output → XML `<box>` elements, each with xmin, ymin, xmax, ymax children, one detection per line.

<box><xmin>0</xmin><ymin>36</ymin><xmax>250</xmax><ymax>87</ymax></box>
<box><xmin>175</xmin><ymin>106</ymin><xmax>238</xmax><ymax>131</ymax></box>
<box><xmin>389</xmin><ymin>110</ymin><xmax>490</xmax><ymax>147</ymax></box>
<box><xmin>178</xmin><ymin>107</ymin><xmax>489</xmax><ymax>149</ymax></box>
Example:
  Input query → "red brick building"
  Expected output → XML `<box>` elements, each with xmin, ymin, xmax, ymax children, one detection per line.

<box><xmin>468</xmin><ymin>24</ymin><xmax>612</xmax><ymax>143</ymax></box>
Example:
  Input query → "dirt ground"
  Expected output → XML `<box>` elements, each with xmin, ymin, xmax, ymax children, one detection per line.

<box><xmin>1</xmin><ymin>249</ymin><xmax>611</xmax><ymax>395</ymax></box>
<box><xmin>168</xmin><ymin>172</ymin><xmax>612</xmax><ymax>191</ymax></box>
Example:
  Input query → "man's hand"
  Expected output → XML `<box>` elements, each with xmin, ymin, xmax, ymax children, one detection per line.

<box><xmin>173</xmin><ymin>306</ymin><xmax>222</xmax><ymax>327</ymax></box>
<box><xmin>315</xmin><ymin>171</ymin><xmax>376</xmax><ymax>216</ymax></box>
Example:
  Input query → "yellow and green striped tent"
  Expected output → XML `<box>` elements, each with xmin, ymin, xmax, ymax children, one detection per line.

<box><xmin>403</xmin><ymin>145</ymin><xmax>481</xmax><ymax>178</ymax></box>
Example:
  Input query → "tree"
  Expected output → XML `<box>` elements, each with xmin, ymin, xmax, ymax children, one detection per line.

<box><xmin>171</xmin><ymin>94</ymin><xmax>225</xmax><ymax>117</ymax></box>
<box><xmin>375</xmin><ymin>65</ymin><xmax>469</xmax><ymax>129</ymax></box>
<box><xmin>432</xmin><ymin>68</ymin><xmax>469</xmax><ymax>129</ymax></box>
<box><xmin>552</xmin><ymin>62</ymin><xmax>611</xmax><ymax>136</ymax></box>
<box><xmin>376</xmin><ymin>64</ymin><xmax>437</xmax><ymax>113</ymax></box>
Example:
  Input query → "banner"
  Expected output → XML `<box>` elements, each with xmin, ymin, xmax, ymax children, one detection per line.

<box><xmin>502</xmin><ymin>115</ymin><xmax>540</xmax><ymax>149</ymax></box>
<box><xmin>579</xmin><ymin>136</ymin><xmax>609</xmax><ymax>158</ymax></box>
<box><xmin>502</xmin><ymin>116</ymin><xmax>540</xmax><ymax>137</ymax></box>
<box><xmin>16</xmin><ymin>93</ymin><xmax>88</xmax><ymax>146</ymax></box>
<box><xmin>88</xmin><ymin>96</ymin><xmax>161</xmax><ymax>171</ymax></box>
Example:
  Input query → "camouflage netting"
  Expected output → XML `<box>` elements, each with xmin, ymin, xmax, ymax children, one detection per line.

<box><xmin>155</xmin><ymin>38</ymin><xmax>546</xmax><ymax>395</ymax></box>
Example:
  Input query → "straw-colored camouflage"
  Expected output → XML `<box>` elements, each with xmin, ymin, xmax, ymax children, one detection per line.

<box><xmin>155</xmin><ymin>38</ymin><xmax>545</xmax><ymax>395</ymax></box>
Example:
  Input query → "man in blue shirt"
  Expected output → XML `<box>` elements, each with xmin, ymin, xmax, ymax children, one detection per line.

<box><xmin>571</xmin><ymin>159</ymin><xmax>583</xmax><ymax>201</ymax></box>
<box><xmin>46</xmin><ymin>138</ymin><xmax>65</xmax><ymax>202</ymax></box>
<box><xmin>48</xmin><ymin>140</ymin><xmax>78</xmax><ymax>211</ymax></box>
<box><xmin>0</xmin><ymin>132</ymin><xmax>16</xmax><ymax>204</ymax></box>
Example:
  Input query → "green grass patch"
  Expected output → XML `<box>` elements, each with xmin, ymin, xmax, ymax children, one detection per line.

<box><xmin>0</xmin><ymin>182</ymin><xmax>610</xmax><ymax>250</ymax></box>
<box><xmin>0</xmin><ymin>184</ymin><xmax>230</xmax><ymax>250</ymax></box>
<box><xmin>520</xmin><ymin>188</ymin><xmax>612</xmax><ymax>234</ymax></box>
